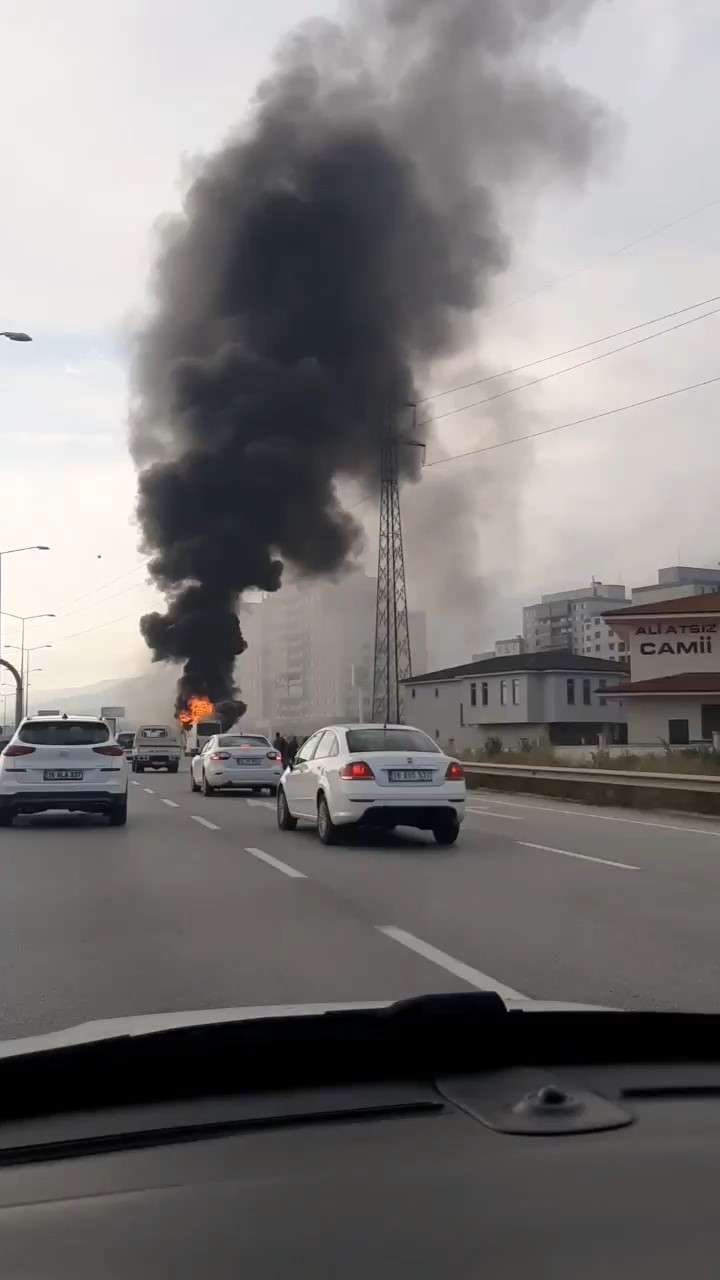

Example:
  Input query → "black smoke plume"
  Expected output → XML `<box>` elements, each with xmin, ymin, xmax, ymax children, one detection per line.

<box><xmin>130</xmin><ymin>0</ymin><xmax>609</xmax><ymax>723</ymax></box>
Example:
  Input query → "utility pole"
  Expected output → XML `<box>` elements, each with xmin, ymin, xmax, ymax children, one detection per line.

<box><xmin>371</xmin><ymin>409</ymin><xmax>422</xmax><ymax>724</ymax></box>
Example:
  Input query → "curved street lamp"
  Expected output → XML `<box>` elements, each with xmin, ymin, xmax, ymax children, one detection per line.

<box><xmin>1</xmin><ymin>332</ymin><xmax>32</xmax><ymax>342</ymax></box>
<box><xmin>0</xmin><ymin>547</ymin><xmax>50</xmax><ymax>680</ymax></box>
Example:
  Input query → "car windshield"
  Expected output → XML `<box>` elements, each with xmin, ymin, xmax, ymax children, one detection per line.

<box><xmin>345</xmin><ymin>728</ymin><xmax>440</xmax><ymax>754</ymax></box>
<box><xmin>19</xmin><ymin>721</ymin><xmax>110</xmax><ymax>746</ymax></box>
<box><xmin>218</xmin><ymin>736</ymin><xmax>270</xmax><ymax>748</ymax></box>
<box><xmin>1</xmin><ymin>2</ymin><xmax>709</xmax><ymax>1058</ymax></box>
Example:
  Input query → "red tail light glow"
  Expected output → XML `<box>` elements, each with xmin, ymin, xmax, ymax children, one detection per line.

<box><xmin>445</xmin><ymin>761</ymin><xmax>464</xmax><ymax>781</ymax></box>
<box><xmin>3</xmin><ymin>744</ymin><xmax>35</xmax><ymax>757</ymax></box>
<box><xmin>340</xmin><ymin>760</ymin><xmax>375</xmax><ymax>780</ymax></box>
<box><xmin>210</xmin><ymin>752</ymin><xmax>231</xmax><ymax>761</ymax></box>
<box><xmin>93</xmin><ymin>744</ymin><xmax>124</xmax><ymax>757</ymax></box>
<box><xmin>267</xmin><ymin>751</ymin><xmax>282</xmax><ymax>762</ymax></box>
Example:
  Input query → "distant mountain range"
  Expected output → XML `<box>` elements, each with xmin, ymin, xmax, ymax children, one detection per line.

<box><xmin>28</xmin><ymin>667</ymin><xmax>180</xmax><ymax>728</ymax></box>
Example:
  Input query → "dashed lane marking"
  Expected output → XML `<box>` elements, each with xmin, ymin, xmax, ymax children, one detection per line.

<box><xmin>191</xmin><ymin>815</ymin><xmax>220</xmax><ymax>831</ymax></box>
<box><xmin>144</xmin><ymin>788</ymin><xmax>155</xmax><ymax>795</ymax></box>
<box><xmin>245</xmin><ymin>846</ymin><xmax>307</xmax><ymax>879</ymax></box>
<box><xmin>518</xmin><ymin>840</ymin><xmax>639</xmax><ymax>871</ymax></box>
<box><xmin>162</xmin><ymin>799</ymin><xmax>179</xmax><ymax>808</ymax></box>
<box><xmin>377</xmin><ymin>926</ymin><xmax>526</xmax><ymax>999</ymax></box>
<box><xmin>471</xmin><ymin>795</ymin><xmax>720</xmax><ymax>838</ymax></box>
<box><xmin>246</xmin><ymin>798</ymin><xmax>276</xmax><ymax>810</ymax></box>
<box><xmin>130</xmin><ymin>781</ymin><xmax>140</xmax><ymax>786</ymax></box>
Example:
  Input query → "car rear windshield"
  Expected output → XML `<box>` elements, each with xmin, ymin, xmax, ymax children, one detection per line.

<box><xmin>198</xmin><ymin>721</ymin><xmax>222</xmax><ymax>735</ymax></box>
<box><xmin>218</xmin><ymin>735</ymin><xmax>270</xmax><ymax>748</ymax></box>
<box><xmin>116</xmin><ymin>733</ymin><xmax>134</xmax><ymax>747</ymax></box>
<box><xmin>137</xmin><ymin>727</ymin><xmax>170</xmax><ymax>739</ymax></box>
<box><xmin>19</xmin><ymin>721</ymin><xmax>110</xmax><ymax>746</ymax></box>
<box><xmin>345</xmin><ymin>728</ymin><xmax>440</xmax><ymax>754</ymax></box>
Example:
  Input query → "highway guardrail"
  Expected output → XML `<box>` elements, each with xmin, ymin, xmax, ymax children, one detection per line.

<box><xmin>462</xmin><ymin>761</ymin><xmax>720</xmax><ymax>815</ymax></box>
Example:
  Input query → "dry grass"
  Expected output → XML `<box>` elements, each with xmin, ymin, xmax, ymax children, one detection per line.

<box><xmin>456</xmin><ymin>743</ymin><xmax>720</xmax><ymax>775</ymax></box>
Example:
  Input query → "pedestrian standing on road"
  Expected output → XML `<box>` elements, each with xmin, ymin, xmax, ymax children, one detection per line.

<box><xmin>286</xmin><ymin>735</ymin><xmax>299</xmax><ymax>766</ymax></box>
<box><xmin>274</xmin><ymin>732</ymin><xmax>287</xmax><ymax>762</ymax></box>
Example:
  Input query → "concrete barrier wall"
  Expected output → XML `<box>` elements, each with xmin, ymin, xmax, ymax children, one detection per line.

<box><xmin>464</xmin><ymin>763</ymin><xmax>720</xmax><ymax>817</ymax></box>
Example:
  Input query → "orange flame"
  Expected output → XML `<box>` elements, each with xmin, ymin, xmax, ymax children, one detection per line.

<box><xmin>178</xmin><ymin>695</ymin><xmax>215</xmax><ymax>727</ymax></box>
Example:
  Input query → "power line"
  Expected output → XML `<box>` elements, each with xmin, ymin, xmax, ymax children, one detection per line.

<box><xmin>47</xmin><ymin>560</ymin><xmax>149</xmax><ymax>618</ymax></box>
<box><xmin>418</xmin><ymin>291</ymin><xmax>720</xmax><ymax>405</ymax></box>
<box><xmin>52</xmin><ymin>614</ymin><xmax>135</xmax><ymax>646</ymax></box>
<box><xmin>50</xmin><ymin>578</ymin><xmax>149</xmax><ymax>623</ymax></box>
<box><xmin>420</xmin><ymin>304</ymin><xmax>720</xmax><ymax>428</ymax></box>
<box><xmin>422</xmin><ymin>373</ymin><xmax>720</xmax><ymax>469</ymax></box>
<box><xmin>490</xmin><ymin>192</ymin><xmax>720</xmax><ymax>316</ymax></box>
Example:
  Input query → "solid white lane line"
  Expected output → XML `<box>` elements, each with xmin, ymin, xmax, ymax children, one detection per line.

<box><xmin>162</xmin><ymin>799</ymin><xmax>179</xmax><ymax>808</ymax></box>
<box><xmin>518</xmin><ymin>840</ymin><xmax>639</xmax><ymax>871</ymax></box>
<box><xmin>191</xmin><ymin>815</ymin><xmax>220</xmax><ymax>831</ymax></box>
<box><xmin>472</xmin><ymin>795</ymin><xmax>720</xmax><ymax>838</ymax></box>
<box><xmin>245</xmin><ymin>847</ymin><xmax>307</xmax><ymax>879</ymax></box>
<box><xmin>246</xmin><ymin>798</ymin><xmax>276</xmax><ymax>810</ymax></box>
<box><xmin>467</xmin><ymin>808</ymin><xmax>523</xmax><ymax>820</ymax></box>
<box><xmin>144</xmin><ymin>788</ymin><xmax>155</xmax><ymax>795</ymax></box>
<box><xmin>377</xmin><ymin>926</ymin><xmax>526</xmax><ymax>1000</ymax></box>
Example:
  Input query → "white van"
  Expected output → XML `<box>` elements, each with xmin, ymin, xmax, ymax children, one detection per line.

<box><xmin>132</xmin><ymin>725</ymin><xmax>182</xmax><ymax>773</ymax></box>
<box><xmin>184</xmin><ymin>718</ymin><xmax>223</xmax><ymax>756</ymax></box>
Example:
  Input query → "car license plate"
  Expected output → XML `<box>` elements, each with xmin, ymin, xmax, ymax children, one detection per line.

<box><xmin>44</xmin><ymin>770</ymin><xmax>83</xmax><ymax>781</ymax></box>
<box><xmin>388</xmin><ymin>769</ymin><xmax>433</xmax><ymax>783</ymax></box>
<box><xmin>234</xmin><ymin>758</ymin><xmax>258</xmax><ymax>766</ymax></box>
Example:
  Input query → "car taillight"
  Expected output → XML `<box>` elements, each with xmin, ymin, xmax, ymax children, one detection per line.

<box><xmin>3</xmin><ymin>744</ymin><xmax>35</xmax><ymax>757</ymax></box>
<box><xmin>339</xmin><ymin>760</ymin><xmax>375</xmax><ymax>780</ymax></box>
<box><xmin>267</xmin><ymin>751</ymin><xmax>282</xmax><ymax>761</ymax></box>
<box><xmin>210</xmin><ymin>752</ymin><xmax>231</xmax><ymax>761</ymax></box>
<box><xmin>93</xmin><ymin>744</ymin><xmax>124</xmax><ymax>756</ymax></box>
<box><xmin>445</xmin><ymin>761</ymin><xmax>464</xmax><ymax>780</ymax></box>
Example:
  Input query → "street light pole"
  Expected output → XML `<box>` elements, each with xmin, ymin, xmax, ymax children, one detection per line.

<box><xmin>21</xmin><ymin>645</ymin><xmax>52</xmax><ymax>716</ymax></box>
<box><xmin>0</xmin><ymin>547</ymin><xmax>50</xmax><ymax>691</ymax></box>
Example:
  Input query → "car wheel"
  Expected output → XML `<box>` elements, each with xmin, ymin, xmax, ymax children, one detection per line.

<box><xmin>277</xmin><ymin>787</ymin><xmax>297</xmax><ymax>831</ymax></box>
<box><xmin>169</xmin><ymin>764</ymin><xmax>179</xmax><ymax>774</ymax></box>
<box><xmin>317</xmin><ymin>795</ymin><xmax>340</xmax><ymax>846</ymax></box>
<box><xmin>109</xmin><ymin>796</ymin><xmax>128</xmax><ymax>827</ymax></box>
<box><xmin>136</xmin><ymin>764</ymin><xmax>144</xmax><ymax>774</ymax></box>
<box><xmin>202</xmin><ymin>771</ymin><xmax>215</xmax><ymax>797</ymax></box>
<box><xmin>268</xmin><ymin>785</ymin><xmax>278</xmax><ymax>797</ymax></box>
<box><xmin>433</xmin><ymin>817</ymin><xmax>460</xmax><ymax>847</ymax></box>
<box><xmin>0</xmin><ymin>809</ymin><xmax>13</xmax><ymax>827</ymax></box>
<box><xmin>190</xmin><ymin>770</ymin><xmax>200</xmax><ymax>793</ymax></box>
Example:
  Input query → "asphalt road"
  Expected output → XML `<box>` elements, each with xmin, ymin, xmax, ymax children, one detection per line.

<box><xmin>3</xmin><ymin>769</ymin><xmax>720</xmax><ymax>1038</ymax></box>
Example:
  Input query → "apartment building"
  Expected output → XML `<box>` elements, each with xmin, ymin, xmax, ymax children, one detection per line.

<box><xmin>523</xmin><ymin>583</ymin><xmax>628</xmax><ymax>661</ymax></box>
<box><xmin>235</xmin><ymin>573</ymin><xmax>427</xmax><ymax>735</ymax></box>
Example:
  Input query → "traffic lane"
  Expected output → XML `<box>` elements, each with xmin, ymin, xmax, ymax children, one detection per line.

<box><xmin>0</xmin><ymin>786</ymin><xmax>456</xmax><ymax>1040</ymax></box>
<box><xmin>166</xmin><ymin>783</ymin><xmax>720</xmax><ymax>1012</ymax></box>
<box><xmin>465</xmin><ymin>790</ymin><xmax>720</xmax><ymax>887</ymax></box>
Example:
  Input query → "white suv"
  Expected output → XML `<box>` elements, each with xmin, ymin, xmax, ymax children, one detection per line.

<box><xmin>0</xmin><ymin>715</ymin><xmax>129</xmax><ymax>827</ymax></box>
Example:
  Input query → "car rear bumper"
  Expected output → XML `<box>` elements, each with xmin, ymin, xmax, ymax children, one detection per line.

<box><xmin>0</xmin><ymin>788</ymin><xmax>128</xmax><ymax>814</ymax></box>
<box><xmin>134</xmin><ymin>754</ymin><xmax>180</xmax><ymax>767</ymax></box>
<box><xmin>333</xmin><ymin>799</ymin><xmax>465</xmax><ymax>829</ymax></box>
<box><xmin>205</xmin><ymin>767</ymin><xmax>282</xmax><ymax>788</ymax></box>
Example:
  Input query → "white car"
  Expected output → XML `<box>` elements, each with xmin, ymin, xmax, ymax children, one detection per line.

<box><xmin>190</xmin><ymin>733</ymin><xmax>284</xmax><ymax>796</ymax></box>
<box><xmin>276</xmin><ymin>724</ymin><xmax>465</xmax><ymax>845</ymax></box>
<box><xmin>0</xmin><ymin>714</ymin><xmax>129</xmax><ymax>827</ymax></box>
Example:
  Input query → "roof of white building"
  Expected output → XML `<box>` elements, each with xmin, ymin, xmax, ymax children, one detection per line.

<box><xmin>402</xmin><ymin>649</ymin><xmax>625</xmax><ymax>686</ymax></box>
<box><xmin>604</xmin><ymin>591</ymin><xmax>720</xmax><ymax>619</ymax></box>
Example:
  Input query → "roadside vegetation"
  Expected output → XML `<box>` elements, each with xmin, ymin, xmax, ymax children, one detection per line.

<box><xmin>457</xmin><ymin>739</ymin><xmax>720</xmax><ymax>775</ymax></box>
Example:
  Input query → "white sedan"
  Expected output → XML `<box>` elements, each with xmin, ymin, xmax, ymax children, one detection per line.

<box><xmin>277</xmin><ymin>724</ymin><xmax>465</xmax><ymax>845</ymax></box>
<box><xmin>190</xmin><ymin>733</ymin><xmax>284</xmax><ymax>796</ymax></box>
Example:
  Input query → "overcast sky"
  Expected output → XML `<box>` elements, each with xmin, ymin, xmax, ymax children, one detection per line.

<box><xmin>0</xmin><ymin>0</ymin><xmax>718</xmax><ymax>697</ymax></box>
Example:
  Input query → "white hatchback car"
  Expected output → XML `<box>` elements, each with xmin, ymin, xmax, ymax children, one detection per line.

<box><xmin>277</xmin><ymin>724</ymin><xmax>465</xmax><ymax>845</ymax></box>
<box><xmin>191</xmin><ymin>733</ymin><xmax>284</xmax><ymax>796</ymax></box>
<box><xmin>0</xmin><ymin>715</ymin><xmax>129</xmax><ymax>827</ymax></box>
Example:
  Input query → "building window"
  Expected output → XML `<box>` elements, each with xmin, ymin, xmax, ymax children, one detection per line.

<box><xmin>668</xmin><ymin>719</ymin><xmax>689</xmax><ymax>746</ymax></box>
<box><xmin>411</xmin><ymin>687</ymin><xmax>416</xmax><ymax>699</ymax></box>
<box><xmin>480</xmin><ymin>682</ymin><xmax>488</xmax><ymax>706</ymax></box>
<box><xmin>583</xmin><ymin>678</ymin><xmax>591</xmax><ymax>706</ymax></box>
<box><xmin>566</xmin><ymin>678</ymin><xmax>575</xmax><ymax>706</ymax></box>
<box><xmin>460</xmin><ymin>703</ymin><xmax>464</xmax><ymax>727</ymax></box>
<box><xmin>512</xmin><ymin>679</ymin><xmax>520</xmax><ymax>705</ymax></box>
<box><xmin>595</xmin><ymin>645</ymin><xmax>601</xmax><ymax>652</ymax></box>
<box><xmin>599</xmin><ymin>679</ymin><xmax>606</xmax><ymax>708</ymax></box>
<box><xmin>434</xmin><ymin>688</ymin><xmax>439</xmax><ymax>698</ymax></box>
<box><xmin>619</xmin><ymin>643</ymin><xmax>626</xmax><ymax>652</ymax></box>
<box><xmin>470</xmin><ymin>682</ymin><xmax>477</xmax><ymax>707</ymax></box>
<box><xmin>609</xmin><ymin>643</ymin><xmax>615</xmax><ymax>651</ymax></box>
<box><xmin>500</xmin><ymin>680</ymin><xmax>508</xmax><ymax>706</ymax></box>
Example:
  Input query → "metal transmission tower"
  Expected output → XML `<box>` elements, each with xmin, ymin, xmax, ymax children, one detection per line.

<box><xmin>372</xmin><ymin>422</ymin><xmax>422</xmax><ymax>723</ymax></box>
